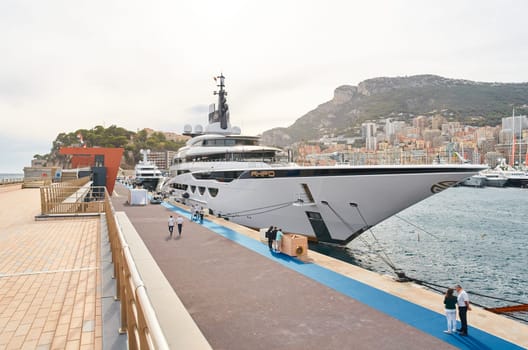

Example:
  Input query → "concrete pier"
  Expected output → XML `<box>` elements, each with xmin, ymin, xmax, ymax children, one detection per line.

<box><xmin>111</xmin><ymin>183</ymin><xmax>528</xmax><ymax>350</ymax></box>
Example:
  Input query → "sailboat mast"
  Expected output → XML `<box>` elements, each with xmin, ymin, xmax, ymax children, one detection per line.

<box><xmin>518</xmin><ymin>110</ymin><xmax>522</xmax><ymax>167</ymax></box>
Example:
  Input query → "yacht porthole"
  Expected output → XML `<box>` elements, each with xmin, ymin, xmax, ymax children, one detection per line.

<box><xmin>198</xmin><ymin>186</ymin><xmax>205</xmax><ymax>195</ymax></box>
<box><xmin>208</xmin><ymin>188</ymin><xmax>219</xmax><ymax>197</ymax></box>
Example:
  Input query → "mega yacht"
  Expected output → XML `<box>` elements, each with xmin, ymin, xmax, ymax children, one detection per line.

<box><xmin>134</xmin><ymin>149</ymin><xmax>164</xmax><ymax>191</ymax></box>
<box><xmin>164</xmin><ymin>75</ymin><xmax>486</xmax><ymax>244</ymax></box>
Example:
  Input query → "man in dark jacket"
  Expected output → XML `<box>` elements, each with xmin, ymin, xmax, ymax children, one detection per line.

<box><xmin>265</xmin><ymin>226</ymin><xmax>276</xmax><ymax>250</ymax></box>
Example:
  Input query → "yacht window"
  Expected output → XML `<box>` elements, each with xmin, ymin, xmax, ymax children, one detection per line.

<box><xmin>208</xmin><ymin>187</ymin><xmax>219</xmax><ymax>197</ymax></box>
<box><xmin>171</xmin><ymin>183</ymin><xmax>188</xmax><ymax>190</ymax></box>
<box><xmin>192</xmin><ymin>170</ymin><xmax>243</xmax><ymax>182</ymax></box>
<box><xmin>190</xmin><ymin>185</ymin><xmax>196</xmax><ymax>193</ymax></box>
<box><xmin>306</xmin><ymin>211</ymin><xmax>322</xmax><ymax>219</ymax></box>
<box><xmin>198</xmin><ymin>186</ymin><xmax>205</xmax><ymax>195</ymax></box>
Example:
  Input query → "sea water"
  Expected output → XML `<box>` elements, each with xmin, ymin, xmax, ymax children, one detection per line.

<box><xmin>312</xmin><ymin>186</ymin><xmax>528</xmax><ymax>322</ymax></box>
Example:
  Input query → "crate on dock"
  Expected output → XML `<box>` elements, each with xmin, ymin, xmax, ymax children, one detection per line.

<box><xmin>128</xmin><ymin>189</ymin><xmax>148</xmax><ymax>205</ymax></box>
<box><xmin>280</xmin><ymin>234</ymin><xmax>308</xmax><ymax>258</ymax></box>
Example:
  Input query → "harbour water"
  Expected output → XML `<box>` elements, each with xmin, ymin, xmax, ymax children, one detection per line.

<box><xmin>312</xmin><ymin>186</ymin><xmax>528</xmax><ymax>322</ymax></box>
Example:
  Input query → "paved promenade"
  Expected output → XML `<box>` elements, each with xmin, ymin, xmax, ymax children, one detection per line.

<box><xmin>112</xmin><ymin>184</ymin><xmax>458</xmax><ymax>350</ymax></box>
<box><xmin>2</xmin><ymin>182</ymin><xmax>526</xmax><ymax>349</ymax></box>
<box><xmin>0</xmin><ymin>185</ymin><xmax>102</xmax><ymax>349</ymax></box>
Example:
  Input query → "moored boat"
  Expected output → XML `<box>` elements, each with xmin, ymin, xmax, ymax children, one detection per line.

<box><xmin>134</xmin><ymin>149</ymin><xmax>164</xmax><ymax>192</ymax></box>
<box><xmin>163</xmin><ymin>75</ymin><xmax>486</xmax><ymax>244</ymax></box>
<box><xmin>459</xmin><ymin>174</ymin><xmax>486</xmax><ymax>188</ymax></box>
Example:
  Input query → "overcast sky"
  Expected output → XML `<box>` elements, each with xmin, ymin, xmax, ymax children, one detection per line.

<box><xmin>1</xmin><ymin>0</ymin><xmax>528</xmax><ymax>173</ymax></box>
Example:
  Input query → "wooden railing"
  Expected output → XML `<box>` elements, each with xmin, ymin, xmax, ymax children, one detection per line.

<box><xmin>39</xmin><ymin>177</ymin><xmax>106</xmax><ymax>215</ymax></box>
<box><xmin>23</xmin><ymin>177</ymin><xmax>52</xmax><ymax>188</ymax></box>
<box><xmin>37</xmin><ymin>179</ymin><xmax>170</xmax><ymax>348</ymax></box>
<box><xmin>104</xmin><ymin>193</ymin><xmax>169</xmax><ymax>350</ymax></box>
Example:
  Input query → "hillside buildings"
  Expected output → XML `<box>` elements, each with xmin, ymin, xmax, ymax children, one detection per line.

<box><xmin>294</xmin><ymin>114</ymin><xmax>527</xmax><ymax>167</ymax></box>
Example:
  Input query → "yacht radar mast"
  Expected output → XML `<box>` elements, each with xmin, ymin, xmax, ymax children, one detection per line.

<box><xmin>196</xmin><ymin>74</ymin><xmax>240</xmax><ymax>135</ymax></box>
<box><xmin>212</xmin><ymin>74</ymin><xmax>229</xmax><ymax>129</ymax></box>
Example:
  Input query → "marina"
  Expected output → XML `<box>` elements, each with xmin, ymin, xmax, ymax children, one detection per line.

<box><xmin>1</xmin><ymin>182</ymin><xmax>527</xmax><ymax>349</ymax></box>
<box><xmin>319</xmin><ymin>186</ymin><xmax>528</xmax><ymax>322</ymax></box>
<box><xmin>163</xmin><ymin>75</ymin><xmax>486</xmax><ymax>244</ymax></box>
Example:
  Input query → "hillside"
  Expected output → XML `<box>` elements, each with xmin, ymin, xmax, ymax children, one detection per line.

<box><xmin>34</xmin><ymin>126</ymin><xmax>188</xmax><ymax>169</ymax></box>
<box><xmin>261</xmin><ymin>75</ymin><xmax>528</xmax><ymax>147</ymax></box>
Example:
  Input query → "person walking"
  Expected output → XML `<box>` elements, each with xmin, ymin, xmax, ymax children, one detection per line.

<box><xmin>443</xmin><ymin>288</ymin><xmax>457</xmax><ymax>334</ymax></box>
<box><xmin>168</xmin><ymin>215</ymin><xmax>175</xmax><ymax>238</ymax></box>
<box><xmin>274</xmin><ymin>228</ymin><xmax>283</xmax><ymax>253</ymax></box>
<box><xmin>199</xmin><ymin>207</ymin><xmax>204</xmax><ymax>224</ymax></box>
<box><xmin>176</xmin><ymin>215</ymin><xmax>184</xmax><ymax>237</ymax></box>
<box><xmin>455</xmin><ymin>284</ymin><xmax>471</xmax><ymax>336</ymax></box>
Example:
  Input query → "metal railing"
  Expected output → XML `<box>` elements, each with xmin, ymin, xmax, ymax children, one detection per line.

<box><xmin>0</xmin><ymin>177</ymin><xmax>24</xmax><ymax>185</ymax></box>
<box><xmin>104</xmin><ymin>192</ymin><xmax>169</xmax><ymax>350</ymax></box>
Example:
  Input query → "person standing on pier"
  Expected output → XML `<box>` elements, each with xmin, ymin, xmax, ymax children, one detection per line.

<box><xmin>176</xmin><ymin>215</ymin><xmax>184</xmax><ymax>237</ymax></box>
<box><xmin>199</xmin><ymin>207</ymin><xmax>204</xmax><ymax>224</ymax></box>
<box><xmin>443</xmin><ymin>288</ymin><xmax>457</xmax><ymax>334</ymax></box>
<box><xmin>455</xmin><ymin>284</ymin><xmax>471</xmax><ymax>336</ymax></box>
<box><xmin>168</xmin><ymin>215</ymin><xmax>175</xmax><ymax>238</ymax></box>
<box><xmin>274</xmin><ymin>228</ymin><xmax>283</xmax><ymax>253</ymax></box>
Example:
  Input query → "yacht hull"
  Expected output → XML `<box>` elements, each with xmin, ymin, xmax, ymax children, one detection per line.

<box><xmin>165</xmin><ymin>165</ymin><xmax>483</xmax><ymax>244</ymax></box>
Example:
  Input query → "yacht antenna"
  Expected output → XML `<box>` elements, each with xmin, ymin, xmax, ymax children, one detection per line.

<box><xmin>213</xmin><ymin>74</ymin><xmax>229</xmax><ymax>129</ymax></box>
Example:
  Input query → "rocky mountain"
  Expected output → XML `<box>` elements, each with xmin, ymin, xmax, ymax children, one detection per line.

<box><xmin>261</xmin><ymin>74</ymin><xmax>528</xmax><ymax>147</ymax></box>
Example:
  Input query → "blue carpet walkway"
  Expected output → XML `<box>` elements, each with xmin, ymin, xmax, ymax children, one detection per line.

<box><xmin>162</xmin><ymin>202</ymin><xmax>522</xmax><ymax>350</ymax></box>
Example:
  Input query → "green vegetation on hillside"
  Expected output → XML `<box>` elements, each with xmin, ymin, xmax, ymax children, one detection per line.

<box><xmin>262</xmin><ymin>75</ymin><xmax>528</xmax><ymax>147</ymax></box>
<box><xmin>34</xmin><ymin>125</ymin><xmax>186</xmax><ymax>168</ymax></box>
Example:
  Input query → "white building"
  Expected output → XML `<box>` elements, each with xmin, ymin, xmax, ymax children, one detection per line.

<box><xmin>502</xmin><ymin>115</ymin><xmax>527</xmax><ymax>138</ymax></box>
<box><xmin>361</xmin><ymin>122</ymin><xmax>377</xmax><ymax>139</ymax></box>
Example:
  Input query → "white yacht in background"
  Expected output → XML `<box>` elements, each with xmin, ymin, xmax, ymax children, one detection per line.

<box><xmin>459</xmin><ymin>174</ymin><xmax>486</xmax><ymax>187</ymax></box>
<box><xmin>163</xmin><ymin>75</ymin><xmax>486</xmax><ymax>244</ymax></box>
<box><xmin>480</xmin><ymin>161</ymin><xmax>528</xmax><ymax>188</ymax></box>
<box><xmin>479</xmin><ymin>171</ymin><xmax>508</xmax><ymax>187</ymax></box>
<box><xmin>134</xmin><ymin>149</ymin><xmax>164</xmax><ymax>192</ymax></box>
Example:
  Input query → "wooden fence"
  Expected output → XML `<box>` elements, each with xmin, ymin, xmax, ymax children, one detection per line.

<box><xmin>38</xmin><ymin>179</ymin><xmax>169</xmax><ymax>348</ymax></box>
<box><xmin>39</xmin><ymin>177</ymin><xmax>105</xmax><ymax>215</ymax></box>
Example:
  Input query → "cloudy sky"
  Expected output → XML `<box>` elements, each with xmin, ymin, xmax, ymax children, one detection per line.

<box><xmin>1</xmin><ymin>0</ymin><xmax>527</xmax><ymax>173</ymax></box>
